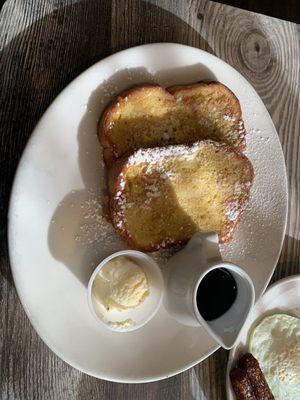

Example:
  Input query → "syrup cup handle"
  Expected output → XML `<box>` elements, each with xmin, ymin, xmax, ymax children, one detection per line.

<box><xmin>164</xmin><ymin>232</ymin><xmax>222</xmax><ymax>328</ymax></box>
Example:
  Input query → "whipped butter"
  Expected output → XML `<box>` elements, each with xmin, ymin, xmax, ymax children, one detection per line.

<box><xmin>93</xmin><ymin>256</ymin><xmax>150</xmax><ymax>311</ymax></box>
<box><xmin>108</xmin><ymin>318</ymin><xmax>135</xmax><ymax>329</ymax></box>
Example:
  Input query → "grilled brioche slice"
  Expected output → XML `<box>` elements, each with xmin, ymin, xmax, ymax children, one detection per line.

<box><xmin>109</xmin><ymin>140</ymin><xmax>253</xmax><ymax>251</ymax></box>
<box><xmin>100</xmin><ymin>82</ymin><xmax>246</xmax><ymax>165</ymax></box>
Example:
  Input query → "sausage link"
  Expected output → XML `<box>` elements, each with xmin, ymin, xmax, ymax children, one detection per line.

<box><xmin>230</xmin><ymin>367</ymin><xmax>256</xmax><ymax>400</ymax></box>
<box><xmin>238</xmin><ymin>353</ymin><xmax>274</xmax><ymax>399</ymax></box>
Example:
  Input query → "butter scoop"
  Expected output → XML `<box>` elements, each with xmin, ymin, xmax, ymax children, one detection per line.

<box><xmin>87</xmin><ymin>250</ymin><xmax>163</xmax><ymax>332</ymax></box>
<box><xmin>93</xmin><ymin>256</ymin><xmax>150</xmax><ymax>311</ymax></box>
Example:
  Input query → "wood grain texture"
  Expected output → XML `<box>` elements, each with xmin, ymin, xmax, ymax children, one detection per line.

<box><xmin>217</xmin><ymin>0</ymin><xmax>300</xmax><ymax>24</ymax></box>
<box><xmin>0</xmin><ymin>0</ymin><xmax>299</xmax><ymax>399</ymax></box>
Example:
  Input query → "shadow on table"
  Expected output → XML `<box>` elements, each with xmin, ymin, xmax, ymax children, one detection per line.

<box><xmin>271</xmin><ymin>235</ymin><xmax>300</xmax><ymax>283</ymax></box>
<box><xmin>0</xmin><ymin>0</ymin><xmax>213</xmax><ymax>288</ymax></box>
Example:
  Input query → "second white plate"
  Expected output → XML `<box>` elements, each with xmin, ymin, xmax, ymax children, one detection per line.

<box><xmin>226</xmin><ymin>275</ymin><xmax>300</xmax><ymax>399</ymax></box>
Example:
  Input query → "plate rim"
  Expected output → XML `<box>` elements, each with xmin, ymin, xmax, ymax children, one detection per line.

<box><xmin>226</xmin><ymin>274</ymin><xmax>300</xmax><ymax>399</ymax></box>
<box><xmin>8</xmin><ymin>42</ymin><xmax>288</xmax><ymax>383</ymax></box>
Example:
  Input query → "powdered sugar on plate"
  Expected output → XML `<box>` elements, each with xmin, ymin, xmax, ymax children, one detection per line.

<box><xmin>74</xmin><ymin>191</ymin><xmax>116</xmax><ymax>247</ymax></box>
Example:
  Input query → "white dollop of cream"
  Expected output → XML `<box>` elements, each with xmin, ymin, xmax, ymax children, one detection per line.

<box><xmin>93</xmin><ymin>256</ymin><xmax>150</xmax><ymax>311</ymax></box>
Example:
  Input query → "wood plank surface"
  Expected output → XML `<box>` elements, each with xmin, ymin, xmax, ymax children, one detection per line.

<box><xmin>0</xmin><ymin>1</ymin><xmax>299</xmax><ymax>399</ymax></box>
<box><xmin>217</xmin><ymin>0</ymin><xmax>300</xmax><ymax>23</ymax></box>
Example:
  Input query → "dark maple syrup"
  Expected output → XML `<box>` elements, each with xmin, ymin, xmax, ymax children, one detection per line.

<box><xmin>196</xmin><ymin>268</ymin><xmax>237</xmax><ymax>321</ymax></box>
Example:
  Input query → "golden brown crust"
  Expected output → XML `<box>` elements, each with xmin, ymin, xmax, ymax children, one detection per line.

<box><xmin>217</xmin><ymin>146</ymin><xmax>253</xmax><ymax>243</ymax></box>
<box><xmin>169</xmin><ymin>81</ymin><xmax>245</xmax><ymax>151</ymax></box>
<box><xmin>108</xmin><ymin>140</ymin><xmax>253</xmax><ymax>252</ymax></box>
<box><xmin>98</xmin><ymin>82</ymin><xmax>246</xmax><ymax>166</ymax></box>
<box><xmin>99</xmin><ymin>85</ymin><xmax>172</xmax><ymax>166</ymax></box>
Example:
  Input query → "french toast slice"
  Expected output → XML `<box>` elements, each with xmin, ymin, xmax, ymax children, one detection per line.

<box><xmin>109</xmin><ymin>140</ymin><xmax>253</xmax><ymax>251</ymax></box>
<box><xmin>99</xmin><ymin>82</ymin><xmax>246</xmax><ymax>165</ymax></box>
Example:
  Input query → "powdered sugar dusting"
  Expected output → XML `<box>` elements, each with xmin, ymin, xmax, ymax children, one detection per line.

<box><xmin>233</xmin><ymin>119</ymin><xmax>246</xmax><ymax>144</ymax></box>
<box><xmin>150</xmin><ymin>245</ymin><xmax>182</xmax><ymax>267</ymax></box>
<box><xmin>75</xmin><ymin>191</ymin><xmax>117</xmax><ymax>246</ymax></box>
<box><xmin>219</xmin><ymin>116</ymin><xmax>287</xmax><ymax>282</ymax></box>
<box><xmin>126</xmin><ymin>140</ymin><xmax>223</xmax><ymax>170</ymax></box>
<box><xmin>223</xmin><ymin>114</ymin><xmax>236</xmax><ymax>122</ymax></box>
<box><xmin>225</xmin><ymin>200</ymin><xmax>242</xmax><ymax>221</ymax></box>
<box><xmin>113</xmin><ymin>141</ymin><xmax>253</xmax><ymax>249</ymax></box>
<box><xmin>114</xmin><ymin>141</ymin><xmax>224</xmax><ymax>219</ymax></box>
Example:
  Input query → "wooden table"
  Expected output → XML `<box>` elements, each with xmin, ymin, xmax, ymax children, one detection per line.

<box><xmin>218</xmin><ymin>0</ymin><xmax>300</xmax><ymax>23</ymax></box>
<box><xmin>1</xmin><ymin>1</ymin><xmax>299</xmax><ymax>399</ymax></box>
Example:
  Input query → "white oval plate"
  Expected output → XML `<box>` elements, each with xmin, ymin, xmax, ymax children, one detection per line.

<box><xmin>226</xmin><ymin>275</ymin><xmax>300</xmax><ymax>399</ymax></box>
<box><xmin>8</xmin><ymin>43</ymin><xmax>287</xmax><ymax>383</ymax></box>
